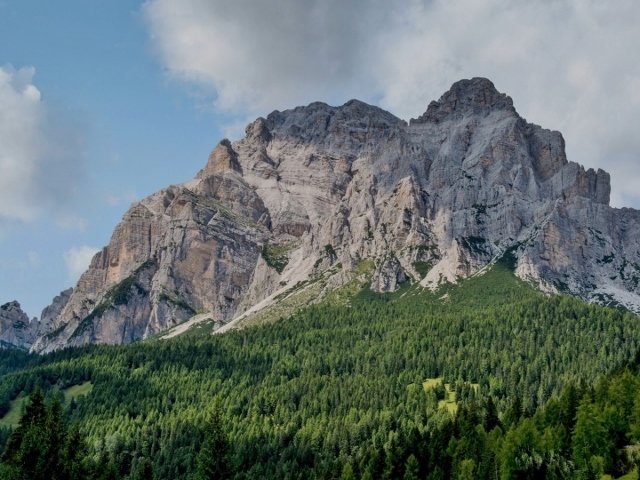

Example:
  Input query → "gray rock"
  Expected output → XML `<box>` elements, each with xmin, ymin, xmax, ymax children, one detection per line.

<box><xmin>39</xmin><ymin>288</ymin><xmax>72</xmax><ymax>332</ymax></box>
<box><xmin>371</xmin><ymin>256</ymin><xmax>407</xmax><ymax>292</ymax></box>
<box><xmin>0</xmin><ymin>301</ymin><xmax>38</xmax><ymax>350</ymax></box>
<box><xmin>31</xmin><ymin>77</ymin><xmax>640</xmax><ymax>352</ymax></box>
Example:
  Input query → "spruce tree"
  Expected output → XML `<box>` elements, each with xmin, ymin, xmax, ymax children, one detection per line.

<box><xmin>193</xmin><ymin>404</ymin><xmax>231</xmax><ymax>480</ymax></box>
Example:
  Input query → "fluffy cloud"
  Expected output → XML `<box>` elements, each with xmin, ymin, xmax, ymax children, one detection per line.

<box><xmin>143</xmin><ymin>0</ymin><xmax>387</xmax><ymax>114</ymax></box>
<box><xmin>0</xmin><ymin>65</ymin><xmax>85</xmax><ymax>227</ymax></box>
<box><xmin>144</xmin><ymin>0</ymin><xmax>640</xmax><ymax>207</ymax></box>
<box><xmin>0</xmin><ymin>65</ymin><xmax>44</xmax><ymax>222</ymax></box>
<box><xmin>63</xmin><ymin>245</ymin><xmax>99</xmax><ymax>282</ymax></box>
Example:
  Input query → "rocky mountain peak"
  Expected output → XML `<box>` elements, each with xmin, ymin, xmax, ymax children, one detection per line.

<box><xmin>197</xmin><ymin>138</ymin><xmax>243</xmax><ymax>177</ymax></box>
<box><xmin>0</xmin><ymin>300</ymin><xmax>38</xmax><ymax>350</ymax></box>
<box><xmin>411</xmin><ymin>77</ymin><xmax>516</xmax><ymax>124</ymax></box>
<box><xmin>25</xmin><ymin>78</ymin><xmax>640</xmax><ymax>353</ymax></box>
<box><xmin>39</xmin><ymin>288</ymin><xmax>72</xmax><ymax>329</ymax></box>
<box><xmin>260</xmin><ymin>98</ymin><xmax>404</xmax><ymax>145</ymax></box>
<box><xmin>1</xmin><ymin>300</ymin><xmax>21</xmax><ymax>312</ymax></box>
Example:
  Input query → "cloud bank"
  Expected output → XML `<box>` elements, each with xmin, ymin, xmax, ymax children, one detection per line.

<box><xmin>0</xmin><ymin>65</ymin><xmax>85</xmax><ymax>228</ymax></box>
<box><xmin>144</xmin><ymin>0</ymin><xmax>640</xmax><ymax>207</ymax></box>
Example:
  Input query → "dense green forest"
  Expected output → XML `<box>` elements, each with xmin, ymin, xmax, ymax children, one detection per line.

<box><xmin>1</xmin><ymin>263</ymin><xmax>640</xmax><ymax>479</ymax></box>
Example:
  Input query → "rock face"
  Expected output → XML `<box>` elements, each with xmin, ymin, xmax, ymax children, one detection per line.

<box><xmin>0</xmin><ymin>301</ymin><xmax>39</xmax><ymax>350</ymax></box>
<box><xmin>30</xmin><ymin>77</ymin><xmax>640</xmax><ymax>353</ymax></box>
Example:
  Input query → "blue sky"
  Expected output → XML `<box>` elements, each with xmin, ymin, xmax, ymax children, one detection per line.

<box><xmin>2</xmin><ymin>1</ymin><xmax>640</xmax><ymax>317</ymax></box>
<box><xmin>0</xmin><ymin>1</ymin><xmax>221</xmax><ymax>316</ymax></box>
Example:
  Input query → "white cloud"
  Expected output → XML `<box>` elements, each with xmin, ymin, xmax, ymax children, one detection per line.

<box><xmin>0</xmin><ymin>65</ymin><xmax>44</xmax><ymax>222</ymax></box>
<box><xmin>0</xmin><ymin>65</ymin><xmax>85</xmax><ymax>227</ymax></box>
<box><xmin>143</xmin><ymin>0</ymin><xmax>640</xmax><ymax>208</ymax></box>
<box><xmin>143</xmin><ymin>0</ymin><xmax>387</xmax><ymax>115</ymax></box>
<box><xmin>64</xmin><ymin>245</ymin><xmax>99</xmax><ymax>282</ymax></box>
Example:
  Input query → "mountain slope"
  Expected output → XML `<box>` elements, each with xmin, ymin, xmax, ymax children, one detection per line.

<box><xmin>31</xmin><ymin>77</ymin><xmax>640</xmax><ymax>352</ymax></box>
<box><xmin>3</xmin><ymin>266</ymin><xmax>640</xmax><ymax>478</ymax></box>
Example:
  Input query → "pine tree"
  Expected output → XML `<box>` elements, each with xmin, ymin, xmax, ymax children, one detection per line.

<box><xmin>457</xmin><ymin>458</ymin><xmax>475</xmax><ymax>479</ymax></box>
<box><xmin>2</xmin><ymin>388</ymin><xmax>56</xmax><ymax>480</ymax></box>
<box><xmin>339</xmin><ymin>461</ymin><xmax>356</xmax><ymax>480</ymax></box>
<box><xmin>483</xmin><ymin>395</ymin><xmax>500</xmax><ymax>432</ymax></box>
<box><xmin>501</xmin><ymin>395</ymin><xmax>522</xmax><ymax>429</ymax></box>
<box><xmin>403</xmin><ymin>454</ymin><xmax>420</xmax><ymax>480</ymax></box>
<box><xmin>1</xmin><ymin>390</ymin><xmax>102</xmax><ymax>480</ymax></box>
<box><xmin>130</xmin><ymin>457</ymin><xmax>154</xmax><ymax>480</ymax></box>
<box><xmin>62</xmin><ymin>424</ymin><xmax>90</xmax><ymax>480</ymax></box>
<box><xmin>193</xmin><ymin>405</ymin><xmax>231</xmax><ymax>480</ymax></box>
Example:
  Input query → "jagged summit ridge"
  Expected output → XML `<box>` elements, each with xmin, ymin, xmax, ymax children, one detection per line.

<box><xmin>256</xmin><ymin>98</ymin><xmax>404</xmax><ymax>150</ymax></box>
<box><xmin>411</xmin><ymin>77</ymin><xmax>516</xmax><ymax>124</ymax></box>
<box><xmin>26</xmin><ymin>77</ymin><xmax>640</xmax><ymax>353</ymax></box>
<box><xmin>198</xmin><ymin>138</ymin><xmax>243</xmax><ymax>177</ymax></box>
<box><xmin>0</xmin><ymin>301</ymin><xmax>38</xmax><ymax>350</ymax></box>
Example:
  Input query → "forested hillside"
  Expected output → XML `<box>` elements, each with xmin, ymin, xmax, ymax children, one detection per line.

<box><xmin>1</xmin><ymin>263</ymin><xmax>640</xmax><ymax>479</ymax></box>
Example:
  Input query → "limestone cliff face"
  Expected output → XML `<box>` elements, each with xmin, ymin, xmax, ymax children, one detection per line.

<box><xmin>31</xmin><ymin>77</ymin><xmax>640</xmax><ymax>352</ymax></box>
<box><xmin>31</xmin><ymin>143</ymin><xmax>270</xmax><ymax>353</ymax></box>
<box><xmin>0</xmin><ymin>301</ymin><xmax>38</xmax><ymax>350</ymax></box>
<box><xmin>39</xmin><ymin>288</ymin><xmax>72</xmax><ymax>332</ymax></box>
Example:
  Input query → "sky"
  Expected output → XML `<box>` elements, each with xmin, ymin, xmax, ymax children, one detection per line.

<box><xmin>1</xmin><ymin>0</ymin><xmax>640</xmax><ymax>318</ymax></box>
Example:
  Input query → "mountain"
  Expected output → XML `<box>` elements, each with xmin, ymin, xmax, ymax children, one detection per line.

<box><xmin>29</xmin><ymin>77</ymin><xmax>640</xmax><ymax>353</ymax></box>
<box><xmin>0</xmin><ymin>289</ymin><xmax>72</xmax><ymax>350</ymax></box>
<box><xmin>0</xmin><ymin>301</ymin><xmax>38</xmax><ymax>350</ymax></box>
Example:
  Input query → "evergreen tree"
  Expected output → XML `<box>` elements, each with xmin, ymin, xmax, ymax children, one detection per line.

<box><xmin>62</xmin><ymin>425</ymin><xmax>91</xmax><ymax>480</ymax></box>
<box><xmin>193</xmin><ymin>405</ymin><xmax>231</xmax><ymax>480</ymax></box>
<box><xmin>457</xmin><ymin>458</ymin><xmax>476</xmax><ymax>479</ymax></box>
<box><xmin>339</xmin><ymin>461</ymin><xmax>356</xmax><ymax>480</ymax></box>
<box><xmin>572</xmin><ymin>400</ymin><xmax>611</xmax><ymax>473</ymax></box>
<box><xmin>1</xmin><ymin>390</ymin><xmax>105</xmax><ymax>480</ymax></box>
<box><xmin>403</xmin><ymin>454</ymin><xmax>420</xmax><ymax>480</ymax></box>
<box><xmin>501</xmin><ymin>395</ymin><xmax>522</xmax><ymax>429</ymax></box>
<box><xmin>130</xmin><ymin>457</ymin><xmax>154</xmax><ymax>480</ymax></box>
<box><xmin>483</xmin><ymin>395</ymin><xmax>501</xmax><ymax>432</ymax></box>
<box><xmin>2</xmin><ymin>389</ymin><xmax>61</xmax><ymax>480</ymax></box>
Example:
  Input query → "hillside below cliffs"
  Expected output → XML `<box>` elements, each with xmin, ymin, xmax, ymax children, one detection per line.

<box><xmin>28</xmin><ymin>77</ymin><xmax>640</xmax><ymax>353</ymax></box>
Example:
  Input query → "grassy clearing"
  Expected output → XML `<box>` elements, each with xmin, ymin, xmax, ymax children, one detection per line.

<box><xmin>239</xmin><ymin>279</ymin><xmax>326</xmax><ymax>330</ymax></box>
<box><xmin>0</xmin><ymin>396</ymin><xmax>27</xmax><ymax>427</ymax></box>
<box><xmin>423</xmin><ymin>377</ymin><xmax>457</xmax><ymax>414</ymax></box>
<box><xmin>438</xmin><ymin>383</ymin><xmax>458</xmax><ymax>414</ymax></box>
<box><xmin>423</xmin><ymin>378</ymin><xmax>479</xmax><ymax>415</ymax></box>
<box><xmin>322</xmin><ymin>261</ymin><xmax>374</xmax><ymax>307</ymax></box>
<box><xmin>63</xmin><ymin>381</ymin><xmax>93</xmax><ymax>403</ymax></box>
<box><xmin>0</xmin><ymin>381</ymin><xmax>93</xmax><ymax>427</ymax></box>
<box><xmin>237</xmin><ymin>262</ymin><xmax>356</xmax><ymax>330</ymax></box>
<box><xmin>182</xmin><ymin>319</ymin><xmax>216</xmax><ymax>337</ymax></box>
<box><xmin>422</xmin><ymin>378</ymin><xmax>443</xmax><ymax>390</ymax></box>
